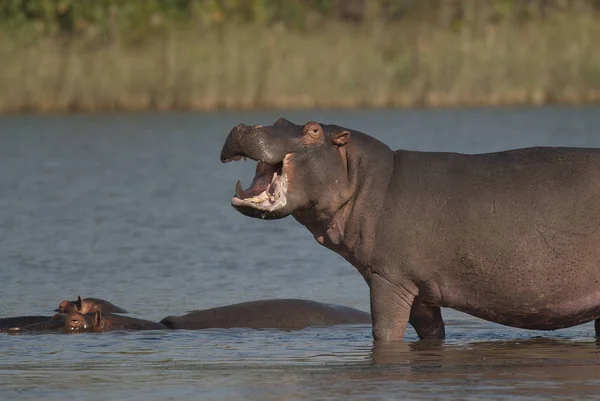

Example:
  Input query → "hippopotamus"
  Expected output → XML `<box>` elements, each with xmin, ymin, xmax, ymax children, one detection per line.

<box><xmin>64</xmin><ymin>310</ymin><xmax>166</xmax><ymax>333</ymax></box>
<box><xmin>159</xmin><ymin>299</ymin><xmax>371</xmax><ymax>330</ymax></box>
<box><xmin>220</xmin><ymin>118</ymin><xmax>600</xmax><ymax>342</ymax></box>
<box><xmin>56</xmin><ymin>296</ymin><xmax>127</xmax><ymax>314</ymax></box>
<box><xmin>0</xmin><ymin>315</ymin><xmax>61</xmax><ymax>332</ymax></box>
<box><xmin>6</xmin><ymin>311</ymin><xmax>165</xmax><ymax>334</ymax></box>
<box><xmin>5</xmin><ymin>315</ymin><xmax>67</xmax><ymax>334</ymax></box>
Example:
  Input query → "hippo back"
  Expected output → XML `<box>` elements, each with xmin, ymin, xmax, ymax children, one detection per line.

<box><xmin>160</xmin><ymin>299</ymin><xmax>371</xmax><ymax>330</ymax></box>
<box><xmin>0</xmin><ymin>315</ymin><xmax>60</xmax><ymax>332</ymax></box>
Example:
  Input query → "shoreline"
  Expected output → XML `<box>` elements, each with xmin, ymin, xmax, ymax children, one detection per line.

<box><xmin>1</xmin><ymin>96</ymin><xmax>599</xmax><ymax>116</ymax></box>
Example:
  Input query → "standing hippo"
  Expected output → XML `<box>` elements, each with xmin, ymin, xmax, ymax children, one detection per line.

<box><xmin>65</xmin><ymin>310</ymin><xmax>166</xmax><ymax>333</ymax></box>
<box><xmin>56</xmin><ymin>296</ymin><xmax>127</xmax><ymax>314</ymax></box>
<box><xmin>160</xmin><ymin>299</ymin><xmax>371</xmax><ymax>330</ymax></box>
<box><xmin>220</xmin><ymin>118</ymin><xmax>600</xmax><ymax>341</ymax></box>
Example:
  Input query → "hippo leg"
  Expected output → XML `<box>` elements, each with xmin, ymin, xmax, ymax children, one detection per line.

<box><xmin>409</xmin><ymin>299</ymin><xmax>445</xmax><ymax>340</ymax></box>
<box><xmin>370</xmin><ymin>274</ymin><xmax>414</xmax><ymax>342</ymax></box>
<box><xmin>595</xmin><ymin>319</ymin><xmax>600</xmax><ymax>337</ymax></box>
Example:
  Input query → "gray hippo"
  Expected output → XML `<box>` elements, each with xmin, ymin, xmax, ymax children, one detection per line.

<box><xmin>220</xmin><ymin>118</ymin><xmax>600</xmax><ymax>341</ymax></box>
<box><xmin>56</xmin><ymin>296</ymin><xmax>127</xmax><ymax>314</ymax></box>
<box><xmin>160</xmin><ymin>299</ymin><xmax>371</xmax><ymax>330</ymax></box>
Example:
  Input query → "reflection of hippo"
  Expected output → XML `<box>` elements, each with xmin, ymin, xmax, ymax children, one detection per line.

<box><xmin>160</xmin><ymin>299</ymin><xmax>371</xmax><ymax>330</ymax></box>
<box><xmin>221</xmin><ymin>118</ymin><xmax>600</xmax><ymax>341</ymax></box>
<box><xmin>65</xmin><ymin>310</ymin><xmax>166</xmax><ymax>333</ymax></box>
<box><xmin>56</xmin><ymin>296</ymin><xmax>127</xmax><ymax>314</ymax></box>
<box><xmin>0</xmin><ymin>315</ymin><xmax>61</xmax><ymax>332</ymax></box>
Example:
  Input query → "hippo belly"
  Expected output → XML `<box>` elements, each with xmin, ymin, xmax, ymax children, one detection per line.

<box><xmin>445</xmin><ymin>292</ymin><xmax>600</xmax><ymax>331</ymax></box>
<box><xmin>430</xmin><ymin>237</ymin><xmax>600</xmax><ymax>331</ymax></box>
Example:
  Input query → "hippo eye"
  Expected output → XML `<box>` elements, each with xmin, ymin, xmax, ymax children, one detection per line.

<box><xmin>309</xmin><ymin>128</ymin><xmax>320</xmax><ymax>138</ymax></box>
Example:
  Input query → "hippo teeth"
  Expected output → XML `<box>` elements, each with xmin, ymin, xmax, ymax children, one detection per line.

<box><xmin>235</xmin><ymin>180</ymin><xmax>245</xmax><ymax>199</ymax></box>
<box><xmin>267</xmin><ymin>184</ymin><xmax>275</xmax><ymax>203</ymax></box>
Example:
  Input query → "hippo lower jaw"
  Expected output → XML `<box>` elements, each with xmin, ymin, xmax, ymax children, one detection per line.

<box><xmin>226</xmin><ymin>155</ymin><xmax>291</xmax><ymax>219</ymax></box>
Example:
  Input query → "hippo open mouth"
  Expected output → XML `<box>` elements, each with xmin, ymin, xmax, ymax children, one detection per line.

<box><xmin>222</xmin><ymin>155</ymin><xmax>289</xmax><ymax>214</ymax></box>
<box><xmin>220</xmin><ymin>121</ymin><xmax>302</xmax><ymax>218</ymax></box>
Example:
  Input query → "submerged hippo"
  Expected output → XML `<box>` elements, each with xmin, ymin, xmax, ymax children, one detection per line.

<box><xmin>56</xmin><ymin>296</ymin><xmax>127</xmax><ymax>314</ymax></box>
<box><xmin>6</xmin><ymin>315</ymin><xmax>67</xmax><ymax>334</ymax></box>
<box><xmin>7</xmin><ymin>311</ymin><xmax>164</xmax><ymax>334</ymax></box>
<box><xmin>0</xmin><ymin>314</ymin><xmax>59</xmax><ymax>332</ymax></box>
<box><xmin>220</xmin><ymin>118</ymin><xmax>600</xmax><ymax>341</ymax></box>
<box><xmin>65</xmin><ymin>310</ymin><xmax>166</xmax><ymax>333</ymax></box>
<box><xmin>160</xmin><ymin>299</ymin><xmax>371</xmax><ymax>330</ymax></box>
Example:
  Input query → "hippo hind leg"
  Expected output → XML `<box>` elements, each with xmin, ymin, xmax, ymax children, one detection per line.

<box><xmin>595</xmin><ymin>319</ymin><xmax>600</xmax><ymax>337</ymax></box>
<box><xmin>409</xmin><ymin>298</ymin><xmax>445</xmax><ymax>340</ymax></box>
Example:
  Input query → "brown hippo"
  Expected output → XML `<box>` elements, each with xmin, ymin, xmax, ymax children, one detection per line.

<box><xmin>160</xmin><ymin>299</ymin><xmax>371</xmax><ymax>330</ymax></box>
<box><xmin>0</xmin><ymin>315</ymin><xmax>62</xmax><ymax>332</ymax></box>
<box><xmin>220</xmin><ymin>118</ymin><xmax>600</xmax><ymax>342</ymax></box>
<box><xmin>6</xmin><ymin>315</ymin><xmax>67</xmax><ymax>334</ymax></box>
<box><xmin>7</xmin><ymin>311</ymin><xmax>164</xmax><ymax>334</ymax></box>
<box><xmin>56</xmin><ymin>296</ymin><xmax>127</xmax><ymax>314</ymax></box>
<box><xmin>65</xmin><ymin>310</ymin><xmax>166</xmax><ymax>333</ymax></box>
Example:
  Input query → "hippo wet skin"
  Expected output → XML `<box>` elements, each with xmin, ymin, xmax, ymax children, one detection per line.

<box><xmin>56</xmin><ymin>296</ymin><xmax>127</xmax><ymax>314</ymax></box>
<box><xmin>0</xmin><ymin>315</ymin><xmax>63</xmax><ymax>332</ymax></box>
<box><xmin>220</xmin><ymin>118</ymin><xmax>600</xmax><ymax>341</ymax></box>
<box><xmin>5</xmin><ymin>316</ymin><xmax>67</xmax><ymax>335</ymax></box>
<box><xmin>65</xmin><ymin>310</ymin><xmax>166</xmax><ymax>333</ymax></box>
<box><xmin>6</xmin><ymin>311</ymin><xmax>165</xmax><ymax>334</ymax></box>
<box><xmin>160</xmin><ymin>299</ymin><xmax>371</xmax><ymax>330</ymax></box>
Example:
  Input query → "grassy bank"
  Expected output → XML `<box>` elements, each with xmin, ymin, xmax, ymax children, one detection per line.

<box><xmin>1</xmin><ymin>14</ymin><xmax>600</xmax><ymax>113</ymax></box>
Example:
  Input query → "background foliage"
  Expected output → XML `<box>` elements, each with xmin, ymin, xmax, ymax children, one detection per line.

<box><xmin>1</xmin><ymin>0</ymin><xmax>599</xmax><ymax>112</ymax></box>
<box><xmin>2</xmin><ymin>0</ymin><xmax>599</xmax><ymax>42</ymax></box>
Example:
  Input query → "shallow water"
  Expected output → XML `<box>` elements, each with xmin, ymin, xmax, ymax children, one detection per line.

<box><xmin>1</xmin><ymin>106</ymin><xmax>600</xmax><ymax>400</ymax></box>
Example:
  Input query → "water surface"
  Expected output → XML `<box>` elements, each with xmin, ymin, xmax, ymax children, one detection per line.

<box><xmin>1</xmin><ymin>106</ymin><xmax>600</xmax><ymax>400</ymax></box>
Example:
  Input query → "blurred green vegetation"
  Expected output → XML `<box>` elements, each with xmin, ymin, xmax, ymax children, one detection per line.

<box><xmin>3</xmin><ymin>0</ymin><xmax>600</xmax><ymax>43</ymax></box>
<box><xmin>1</xmin><ymin>0</ymin><xmax>599</xmax><ymax>112</ymax></box>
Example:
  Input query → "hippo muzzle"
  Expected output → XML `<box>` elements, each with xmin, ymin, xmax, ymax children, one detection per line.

<box><xmin>220</xmin><ymin>122</ymin><xmax>301</xmax><ymax>219</ymax></box>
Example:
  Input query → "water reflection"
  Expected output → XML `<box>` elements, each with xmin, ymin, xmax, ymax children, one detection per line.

<box><xmin>370</xmin><ymin>337</ymin><xmax>600</xmax><ymax>368</ymax></box>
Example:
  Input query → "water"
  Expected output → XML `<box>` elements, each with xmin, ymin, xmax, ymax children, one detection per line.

<box><xmin>1</xmin><ymin>106</ymin><xmax>600</xmax><ymax>400</ymax></box>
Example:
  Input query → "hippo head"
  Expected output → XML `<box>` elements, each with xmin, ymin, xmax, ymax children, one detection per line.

<box><xmin>65</xmin><ymin>310</ymin><xmax>104</xmax><ymax>333</ymax></box>
<box><xmin>65</xmin><ymin>310</ymin><xmax>93</xmax><ymax>332</ymax></box>
<box><xmin>57</xmin><ymin>296</ymin><xmax>82</xmax><ymax>314</ymax></box>
<box><xmin>57</xmin><ymin>295</ymin><xmax>86</xmax><ymax>314</ymax></box>
<box><xmin>220</xmin><ymin>118</ymin><xmax>353</xmax><ymax>220</ymax></box>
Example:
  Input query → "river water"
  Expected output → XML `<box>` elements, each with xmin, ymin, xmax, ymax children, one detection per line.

<box><xmin>1</xmin><ymin>106</ymin><xmax>600</xmax><ymax>400</ymax></box>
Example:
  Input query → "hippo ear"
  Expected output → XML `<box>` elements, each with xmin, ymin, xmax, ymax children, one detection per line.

<box><xmin>94</xmin><ymin>310</ymin><xmax>102</xmax><ymax>327</ymax></box>
<box><xmin>333</xmin><ymin>130</ymin><xmax>350</xmax><ymax>147</ymax></box>
<box><xmin>76</xmin><ymin>296</ymin><xmax>82</xmax><ymax>312</ymax></box>
<box><xmin>274</xmin><ymin>118</ymin><xmax>295</xmax><ymax>127</ymax></box>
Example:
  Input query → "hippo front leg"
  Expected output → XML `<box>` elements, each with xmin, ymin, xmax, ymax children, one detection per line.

<box><xmin>370</xmin><ymin>274</ymin><xmax>415</xmax><ymax>341</ymax></box>
<box><xmin>409</xmin><ymin>299</ymin><xmax>445</xmax><ymax>340</ymax></box>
